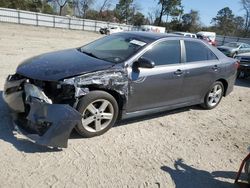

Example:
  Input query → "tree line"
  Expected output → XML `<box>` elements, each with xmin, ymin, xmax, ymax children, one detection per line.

<box><xmin>0</xmin><ymin>0</ymin><xmax>249</xmax><ymax>37</ymax></box>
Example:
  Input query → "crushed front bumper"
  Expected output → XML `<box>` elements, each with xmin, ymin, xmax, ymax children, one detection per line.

<box><xmin>3</xmin><ymin>75</ymin><xmax>81</xmax><ymax>148</ymax></box>
<box><xmin>13</xmin><ymin>98</ymin><xmax>81</xmax><ymax>148</ymax></box>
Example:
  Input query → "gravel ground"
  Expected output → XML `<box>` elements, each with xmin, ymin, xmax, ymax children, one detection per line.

<box><xmin>0</xmin><ymin>23</ymin><xmax>249</xmax><ymax>188</ymax></box>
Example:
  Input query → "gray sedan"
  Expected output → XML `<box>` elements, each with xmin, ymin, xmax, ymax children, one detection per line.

<box><xmin>3</xmin><ymin>32</ymin><xmax>238</xmax><ymax>148</ymax></box>
<box><xmin>217</xmin><ymin>42</ymin><xmax>250</xmax><ymax>58</ymax></box>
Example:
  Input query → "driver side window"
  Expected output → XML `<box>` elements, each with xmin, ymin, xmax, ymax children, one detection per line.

<box><xmin>142</xmin><ymin>40</ymin><xmax>181</xmax><ymax>66</ymax></box>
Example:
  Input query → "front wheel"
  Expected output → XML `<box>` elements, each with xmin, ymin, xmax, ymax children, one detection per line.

<box><xmin>201</xmin><ymin>81</ymin><xmax>224</xmax><ymax>109</ymax></box>
<box><xmin>232</xmin><ymin>52</ymin><xmax>237</xmax><ymax>58</ymax></box>
<box><xmin>75</xmin><ymin>91</ymin><xmax>119</xmax><ymax>137</ymax></box>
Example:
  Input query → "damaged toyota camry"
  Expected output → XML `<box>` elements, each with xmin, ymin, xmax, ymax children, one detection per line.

<box><xmin>3</xmin><ymin>32</ymin><xmax>238</xmax><ymax>148</ymax></box>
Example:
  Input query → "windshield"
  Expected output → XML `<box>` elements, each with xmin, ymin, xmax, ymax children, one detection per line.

<box><xmin>224</xmin><ymin>42</ymin><xmax>240</xmax><ymax>48</ymax></box>
<box><xmin>80</xmin><ymin>34</ymin><xmax>148</xmax><ymax>63</ymax></box>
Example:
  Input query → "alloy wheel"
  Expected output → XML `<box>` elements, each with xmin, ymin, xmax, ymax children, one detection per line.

<box><xmin>81</xmin><ymin>99</ymin><xmax>114</xmax><ymax>133</ymax></box>
<box><xmin>207</xmin><ymin>84</ymin><xmax>223</xmax><ymax>107</ymax></box>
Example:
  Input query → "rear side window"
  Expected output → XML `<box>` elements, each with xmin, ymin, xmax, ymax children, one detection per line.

<box><xmin>185</xmin><ymin>41</ymin><xmax>217</xmax><ymax>62</ymax></box>
<box><xmin>142</xmin><ymin>40</ymin><xmax>181</xmax><ymax>66</ymax></box>
<box><xmin>242</xmin><ymin>44</ymin><xmax>250</xmax><ymax>48</ymax></box>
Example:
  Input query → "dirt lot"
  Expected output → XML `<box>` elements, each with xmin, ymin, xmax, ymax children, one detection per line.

<box><xmin>0</xmin><ymin>23</ymin><xmax>249</xmax><ymax>188</ymax></box>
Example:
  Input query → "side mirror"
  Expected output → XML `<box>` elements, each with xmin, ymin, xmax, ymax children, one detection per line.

<box><xmin>133</xmin><ymin>57</ymin><xmax>155</xmax><ymax>69</ymax></box>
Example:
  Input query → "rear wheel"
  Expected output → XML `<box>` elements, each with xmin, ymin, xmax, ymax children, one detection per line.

<box><xmin>75</xmin><ymin>91</ymin><xmax>119</xmax><ymax>137</ymax></box>
<box><xmin>201</xmin><ymin>81</ymin><xmax>224</xmax><ymax>109</ymax></box>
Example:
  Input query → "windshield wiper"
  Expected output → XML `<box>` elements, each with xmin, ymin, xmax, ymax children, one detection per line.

<box><xmin>80</xmin><ymin>49</ymin><xmax>100</xmax><ymax>59</ymax></box>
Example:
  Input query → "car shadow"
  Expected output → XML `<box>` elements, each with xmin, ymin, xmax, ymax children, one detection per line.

<box><xmin>70</xmin><ymin>105</ymin><xmax>202</xmax><ymax>139</ymax></box>
<box><xmin>161</xmin><ymin>158</ymin><xmax>249</xmax><ymax>188</ymax></box>
<box><xmin>235</xmin><ymin>78</ymin><xmax>250</xmax><ymax>88</ymax></box>
<box><xmin>0</xmin><ymin>91</ymin><xmax>62</xmax><ymax>153</ymax></box>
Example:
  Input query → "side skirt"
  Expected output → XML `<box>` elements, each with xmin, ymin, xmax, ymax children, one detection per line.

<box><xmin>122</xmin><ymin>101</ymin><xmax>201</xmax><ymax>120</ymax></box>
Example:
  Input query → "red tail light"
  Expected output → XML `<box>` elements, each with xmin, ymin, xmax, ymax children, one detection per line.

<box><xmin>235</xmin><ymin>61</ymin><xmax>240</xmax><ymax>69</ymax></box>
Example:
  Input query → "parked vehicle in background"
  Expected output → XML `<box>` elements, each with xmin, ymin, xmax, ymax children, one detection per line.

<box><xmin>197</xmin><ymin>34</ymin><xmax>213</xmax><ymax>45</ymax></box>
<box><xmin>235</xmin><ymin>52</ymin><xmax>250</xmax><ymax>78</ymax></box>
<box><xmin>217</xmin><ymin>42</ymin><xmax>250</xmax><ymax>58</ymax></box>
<box><xmin>172</xmin><ymin>32</ymin><xmax>197</xmax><ymax>38</ymax></box>
<box><xmin>99</xmin><ymin>27</ymin><xmax>108</xmax><ymax>35</ymax></box>
<box><xmin>99</xmin><ymin>27</ymin><xmax>123</xmax><ymax>35</ymax></box>
<box><xmin>3</xmin><ymin>32</ymin><xmax>237</xmax><ymax>148</ymax></box>
<box><xmin>197</xmin><ymin>31</ymin><xmax>216</xmax><ymax>46</ymax></box>
<box><xmin>140</xmin><ymin>25</ymin><xmax>166</xmax><ymax>33</ymax></box>
<box><xmin>107</xmin><ymin>26</ymin><xmax>123</xmax><ymax>35</ymax></box>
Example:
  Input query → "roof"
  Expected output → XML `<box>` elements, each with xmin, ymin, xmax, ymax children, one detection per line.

<box><xmin>172</xmin><ymin>32</ymin><xmax>195</xmax><ymax>35</ymax></box>
<box><xmin>115</xmin><ymin>31</ymin><xmax>180</xmax><ymax>43</ymax></box>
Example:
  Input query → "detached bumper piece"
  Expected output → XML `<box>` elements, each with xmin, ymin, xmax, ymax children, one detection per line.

<box><xmin>4</xmin><ymin>75</ymin><xmax>81</xmax><ymax>148</ymax></box>
<box><xmin>14</xmin><ymin>98</ymin><xmax>81</xmax><ymax>148</ymax></box>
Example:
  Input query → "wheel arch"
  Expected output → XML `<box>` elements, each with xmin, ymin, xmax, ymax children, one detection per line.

<box><xmin>216</xmin><ymin>78</ymin><xmax>228</xmax><ymax>96</ymax></box>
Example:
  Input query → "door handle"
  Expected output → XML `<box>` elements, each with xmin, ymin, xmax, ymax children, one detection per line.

<box><xmin>212</xmin><ymin>65</ymin><xmax>219</xmax><ymax>71</ymax></box>
<box><xmin>174</xmin><ymin>69</ymin><xmax>183</xmax><ymax>75</ymax></box>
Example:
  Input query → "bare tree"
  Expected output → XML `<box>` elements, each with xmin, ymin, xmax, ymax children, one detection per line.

<box><xmin>147</xmin><ymin>12</ymin><xmax>154</xmax><ymax>24</ymax></box>
<box><xmin>241</xmin><ymin>0</ymin><xmax>250</xmax><ymax>33</ymax></box>
<box><xmin>74</xmin><ymin>0</ymin><xmax>93</xmax><ymax>18</ymax></box>
<box><xmin>99</xmin><ymin>0</ymin><xmax>111</xmax><ymax>14</ymax></box>
<box><xmin>98</xmin><ymin>0</ymin><xmax>112</xmax><ymax>19</ymax></box>
<box><xmin>55</xmin><ymin>0</ymin><xmax>69</xmax><ymax>15</ymax></box>
<box><xmin>147</xmin><ymin>8</ymin><xmax>160</xmax><ymax>24</ymax></box>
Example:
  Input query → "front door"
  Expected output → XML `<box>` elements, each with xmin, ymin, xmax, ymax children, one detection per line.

<box><xmin>126</xmin><ymin>40</ymin><xmax>184</xmax><ymax>112</ymax></box>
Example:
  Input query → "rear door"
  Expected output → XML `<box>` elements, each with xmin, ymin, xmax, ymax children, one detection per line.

<box><xmin>180</xmin><ymin>40</ymin><xmax>221</xmax><ymax>102</ymax></box>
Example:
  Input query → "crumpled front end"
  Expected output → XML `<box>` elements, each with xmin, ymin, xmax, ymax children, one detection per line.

<box><xmin>3</xmin><ymin>68</ymin><xmax>129</xmax><ymax>148</ymax></box>
<box><xmin>3</xmin><ymin>74</ymin><xmax>81</xmax><ymax>148</ymax></box>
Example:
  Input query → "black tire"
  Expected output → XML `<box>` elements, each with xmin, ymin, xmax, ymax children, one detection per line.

<box><xmin>75</xmin><ymin>91</ymin><xmax>119</xmax><ymax>138</ymax></box>
<box><xmin>245</xmin><ymin>159</ymin><xmax>250</xmax><ymax>184</ymax></box>
<box><xmin>236</xmin><ymin>70</ymin><xmax>241</xmax><ymax>78</ymax></box>
<box><xmin>201</xmin><ymin>81</ymin><xmax>224</xmax><ymax>110</ymax></box>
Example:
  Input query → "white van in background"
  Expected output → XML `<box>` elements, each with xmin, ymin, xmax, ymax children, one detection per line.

<box><xmin>140</xmin><ymin>25</ymin><xmax>166</xmax><ymax>33</ymax></box>
<box><xmin>172</xmin><ymin>32</ymin><xmax>197</xmax><ymax>38</ymax></box>
<box><xmin>197</xmin><ymin>31</ymin><xmax>216</xmax><ymax>46</ymax></box>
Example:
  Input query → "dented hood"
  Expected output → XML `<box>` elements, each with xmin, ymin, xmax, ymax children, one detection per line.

<box><xmin>16</xmin><ymin>49</ymin><xmax>114</xmax><ymax>81</ymax></box>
